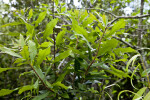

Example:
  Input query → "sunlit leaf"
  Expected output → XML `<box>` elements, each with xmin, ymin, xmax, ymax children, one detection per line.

<box><xmin>20</xmin><ymin>46</ymin><xmax>29</xmax><ymax>60</ymax></box>
<box><xmin>36</xmin><ymin>47</ymin><xmax>50</xmax><ymax>65</ymax></box>
<box><xmin>132</xmin><ymin>87</ymin><xmax>147</xmax><ymax>100</ymax></box>
<box><xmin>34</xmin><ymin>11</ymin><xmax>47</xmax><ymax>27</ymax></box>
<box><xmin>106</xmin><ymin>19</ymin><xmax>125</xmax><ymax>37</ymax></box>
<box><xmin>143</xmin><ymin>91</ymin><xmax>150</xmax><ymax>100</ymax></box>
<box><xmin>43</xmin><ymin>18</ymin><xmax>58</xmax><ymax>41</ymax></box>
<box><xmin>40</xmin><ymin>42</ymin><xmax>53</xmax><ymax>47</ymax></box>
<box><xmin>98</xmin><ymin>38</ymin><xmax>118</xmax><ymax>56</ymax></box>
<box><xmin>18</xmin><ymin>85</ymin><xmax>34</xmax><ymax>94</ymax></box>
<box><xmin>73</xmin><ymin>24</ymin><xmax>89</xmax><ymax>40</ymax></box>
<box><xmin>1</xmin><ymin>22</ymin><xmax>23</xmax><ymax>27</ymax></box>
<box><xmin>28</xmin><ymin>40</ymin><xmax>37</xmax><ymax>61</ymax></box>
<box><xmin>0</xmin><ymin>89</ymin><xmax>14</xmax><ymax>96</ymax></box>
<box><xmin>28</xmin><ymin>9</ymin><xmax>33</xmax><ymax>20</ymax></box>
<box><xmin>56</xmin><ymin>31</ymin><xmax>65</xmax><ymax>46</ymax></box>
<box><xmin>19</xmin><ymin>34</ymin><xmax>25</xmax><ymax>47</ymax></box>
<box><xmin>52</xmin><ymin>82</ymin><xmax>71</xmax><ymax>90</ymax></box>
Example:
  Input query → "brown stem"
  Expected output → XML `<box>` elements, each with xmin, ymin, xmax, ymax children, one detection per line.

<box><xmin>85</xmin><ymin>29</ymin><xmax>106</xmax><ymax>76</ymax></box>
<box><xmin>29</xmin><ymin>64</ymin><xmax>54</xmax><ymax>93</ymax></box>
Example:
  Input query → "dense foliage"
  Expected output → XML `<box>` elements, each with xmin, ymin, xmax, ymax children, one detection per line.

<box><xmin>0</xmin><ymin>0</ymin><xmax>150</xmax><ymax>99</ymax></box>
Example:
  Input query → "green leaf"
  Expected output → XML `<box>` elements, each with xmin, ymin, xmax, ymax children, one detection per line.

<box><xmin>110</xmin><ymin>65</ymin><xmax>130</xmax><ymax>78</ymax></box>
<box><xmin>132</xmin><ymin>87</ymin><xmax>147</xmax><ymax>100</ymax></box>
<box><xmin>18</xmin><ymin>85</ymin><xmax>34</xmax><ymax>94</ymax></box>
<box><xmin>20</xmin><ymin>46</ymin><xmax>29</xmax><ymax>60</ymax></box>
<box><xmin>114</xmin><ymin>47</ymin><xmax>136</xmax><ymax>56</ymax></box>
<box><xmin>126</xmin><ymin>54</ymin><xmax>140</xmax><ymax>73</ymax></box>
<box><xmin>107</xmin><ymin>19</ymin><xmax>125</xmax><ymax>37</ymax></box>
<box><xmin>89</xmin><ymin>13</ymin><xmax>98</xmax><ymax>21</ymax></box>
<box><xmin>28</xmin><ymin>40</ymin><xmax>37</xmax><ymax>61</ymax></box>
<box><xmin>75</xmin><ymin>34</ymin><xmax>93</xmax><ymax>50</ymax></box>
<box><xmin>0</xmin><ymin>67</ymin><xmax>21</xmax><ymax>73</ymax></box>
<box><xmin>36</xmin><ymin>47</ymin><xmax>50</xmax><ymax>65</ymax></box>
<box><xmin>25</xmin><ymin>23</ymin><xmax>34</xmax><ymax>37</ymax></box>
<box><xmin>19</xmin><ymin>71</ymin><xmax>33</xmax><ymax>78</ymax></box>
<box><xmin>28</xmin><ymin>9</ymin><xmax>33</xmax><ymax>20</ymax></box>
<box><xmin>142</xmin><ymin>68</ymin><xmax>150</xmax><ymax>77</ymax></box>
<box><xmin>54</xmin><ymin>50</ymin><xmax>72</xmax><ymax>62</ymax></box>
<box><xmin>79</xmin><ymin>10</ymin><xmax>88</xmax><ymax>22</ymax></box>
<box><xmin>0</xmin><ymin>89</ymin><xmax>14</xmax><ymax>96</ymax></box>
<box><xmin>56</xmin><ymin>31</ymin><xmax>65</xmax><ymax>46</ymax></box>
<box><xmin>43</xmin><ymin>18</ymin><xmax>58</xmax><ymax>41</ymax></box>
<box><xmin>73</xmin><ymin>24</ymin><xmax>89</xmax><ymax>41</ymax></box>
<box><xmin>33</xmin><ymin>66</ymin><xmax>46</xmax><ymax>83</ymax></box>
<box><xmin>143</xmin><ymin>91</ymin><xmax>150</xmax><ymax>100</ymax></box>
<box><xmin>1</xmin><ymin>22</ymin><xmax>23</xmax><ymax>27</ymax></box>
<box><xmin>102</xmin><ymin>14</ymin><xmax>108</xmax><ymax>27</ymax></box>
<box><xmin>34</xmin><ymin>11</ymin><xmax>47</xmax><ymax>27</ymax></box>
<box><xmin>98</xmin><ymin>38</ymin><xmax>118</xmax><ymax>56</ymax></box>
<box><xmin>61</xmin><ymin>92</ymin><xmax>69</xmax><ymax>98</ymax></box>
<box><xmin>56</xmin><ymin>71</ymin><xmax>68</xmax><ymax>82</ymax></box>
<box><xmin>53</xmin><ymin>0</ymin><xmax>59</xmax><ymax>6</ymax></box>
<box><xmin>0</xmin><ymin>45</ymin><xmax>21</xmax><ymax>58</ymax></box>
<box><xmin>19</xmin><ymin>34</ymin><xmax>26</xmax><ymax>47</ymax></box>
<box><xmin>32</xmin><ymin>91</ymin><xmax>50</xmax><ymax>100</ymax></box>
<box><xmin>40</xmin><ymin>42</ymin><xmax>53</xmax><ymax>47</ymax></box>
<box><xmin>52</xmin><ymin>82</ymin><xmax>70</xmax><ymax>90</ymax></box>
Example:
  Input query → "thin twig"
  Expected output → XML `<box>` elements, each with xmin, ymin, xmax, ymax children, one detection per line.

<box><xmin>112</xmin><ymin>36</ymin><xmax>138</xmax><ymax>49</ymax></box>
<box><xmin>85</xmin><ymin>29</ymin><xmax>106</xmax><ymax>76</ymax></box>
<box><xmin>108</xmin><ymin>14</ymin><xmax>150</xmax><ymax>27</ymax></box>
<box><xmin>29</xmin><ymin>64</ymin><xmax>54</xmax><ymax>93</ymax></box>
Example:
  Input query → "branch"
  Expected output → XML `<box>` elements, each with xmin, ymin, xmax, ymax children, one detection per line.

<box><xmin>112</xmin><ymin>36</ymin><xmax>138</xmax><ymax>49</ymax></box>
<box><xmin>108</xmin><ymin>14</ymin><xmax>150</xmax><ymax>27</ymax></box>
<box><xmin>71</xmin><ymin>8</ymin><xmax>117</xmax><ymax>17</ymax></box>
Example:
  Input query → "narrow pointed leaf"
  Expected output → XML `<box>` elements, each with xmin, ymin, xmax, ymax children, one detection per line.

<box><xmin>0</xmin><ymin>45</ymin><xmax>21</xmax><ymax>58</ymax></box>
<box><xmin>1</xmin><ymin>22</ymin><xmax>23</xmax><ymax>27</ymax></box>
<box><xmin>143</xmin><ymin>91</ymin><xmax>150</xmax><ymax>100</ymax></box>
<box><xmin>0</xmin><ymin>89</ymin><xmax>14</xmax><ymax>96</ymax></box>
<box><xmin>28</xmin><ymin>9</ymin><xmax>33</xmax><ymax>20</ymax></box>
<box><xmin>43</xmin><ymin>18</ymin><xmax>58</xmax><ymax>40</ymax></box>
<box><xmin>28</xmin><ymin>40</ymin><xmax>37</xmax><ymax>61</ymax></box>
<box><xmin>56</xmin><ymin>31</ymin><xmax>65</xmax><ymax>45</ymax></box>
<box><xmin>18</xmin><ymin>85</ymin><xmax>34</xmax><ymax>94</ymax></box>
<box><xmin>20</xmin><ymin>46</ymin><xmax>29</xmax><ymax>60</ymax></box>
<box><xmin>106</xmin><ymin>19</ymin><xmax>125</xmax><ymax>37</ymax></box>
<box><xmin>36</xmin><ymin>47</ymin><xmax>50</xmax><ymax>65</ymax></box>
<box><xmin>54</xmin><ymin>50</ymin><xmax>71</xmax><ymax>62</ymax></box>
<box><xmin>19</xmin><ymin>34</ymin><xmax>25</xmax><ymax>47</ymax></box>
<box><xmin>33</xmin><ymin>66</ymin><xmax>46</xmax><ymax>83</ymax></box>
<box><xmin>32</xmin><ymin>91</ymin><xmax>50</xmax><ymax>100</ymax></box>
<box><xmin>133</xmin><ymin>87</ymin><xmax>147</xmax><ymax>100</ymax></box>
<box><xmin>35</xmin><ymin>11</ymin><xmax>47</xmax><ymax>27</ymax></box>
